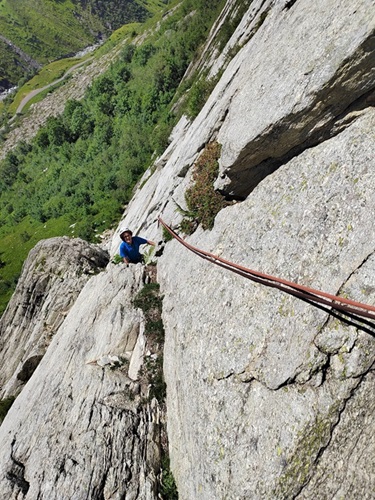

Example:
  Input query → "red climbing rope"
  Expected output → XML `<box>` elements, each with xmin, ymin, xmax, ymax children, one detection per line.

<box><xmin>158</xmin><ymin>218</ymin><xmax>375</xmax><ymax>322</ymax></box>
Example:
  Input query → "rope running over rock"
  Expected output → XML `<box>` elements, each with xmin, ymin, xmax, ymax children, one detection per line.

<box><xmin>158</xmin><ymin>218</ymin><xmax>375</xmax><ymax>322</ymax></box>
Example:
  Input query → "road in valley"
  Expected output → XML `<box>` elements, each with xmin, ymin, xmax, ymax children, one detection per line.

<box><xmin>13</xmin><ymin>57</ymin><xmax>93</xmax><ymax>116</ymax></box>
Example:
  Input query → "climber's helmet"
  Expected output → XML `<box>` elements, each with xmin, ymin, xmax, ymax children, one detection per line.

<box><xmin>120</xmin><ymin>227</ymin><xmax>132</xmax><ymax>236</ymax></box>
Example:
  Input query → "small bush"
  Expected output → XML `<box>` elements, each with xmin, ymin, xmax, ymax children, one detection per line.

<box><xmin>179</xmin><ymin>218</ymin><xmax>197</xmax><ymax>235</ymax></box>
<box><xmin>186</xmin><ymin>76</ymin><xmax>218</xmax><ymax>118</ymax></box>
<box><xmin>160</xmin><ymin>454</ymin><xmax>178</xmax><ymax>499</ymax></box>
<box><xmin>112</xmin><ymin>254</ymin><xmax>123</xmax><ymax>265</ymax></box>
<box><xmin>182</xmin><ymin>142</ymin><xmax>228</xmax><ymax>231</ymax></box>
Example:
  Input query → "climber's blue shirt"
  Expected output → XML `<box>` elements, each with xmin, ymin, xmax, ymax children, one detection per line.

<box><xmin>119</xmin><ymin>236</ymin><xmax>148</xmax><ymax>263</ymax></box>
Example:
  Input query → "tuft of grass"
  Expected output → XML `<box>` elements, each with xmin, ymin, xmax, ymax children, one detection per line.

<box><xmin>182</xmin><ymin>141</ymin><xmax>228</xmax><ymax>232</ymax></box>
<box><xmin>112</xmin><ymin>254</ymin><xmax>123</xmax><ymax>265</ymax></box>
<box><xmin>162</xmin><ymin>226</ymin><xmax>173</xmax><ymax>242</ymax></box>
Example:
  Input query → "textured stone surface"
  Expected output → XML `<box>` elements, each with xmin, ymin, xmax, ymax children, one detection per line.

<box><xmin>214</xmin><ymin>0</ymin><xmax>375</xmax><ymax>197</ymax></box>
<box><xmin>112</xmin><ymin>0</ymin><xmax>375</xmax><ymax>247</ymax></box>
<box><xmin>106</xmin><ymin>3</ymin><xmax>375</xmax><ymax>497</ymax></box>
<box><xmin>0</xmin><ymin>264</ymin><xmax>163</xmax><ymax>499</ymax></box>
<box><xmin>296</xmin><ymin>372</ymin><xmax>375</xmax><ymax>499</ymax></box>
<box><xmin>0</xmin><ymin>237</ymin><xmax>109</xmax><ymax>398</ymax></box>
<box><xmin>159</xmin><ymin>108</ymin><xmax>375</xmax><ymax>499</ymax></box>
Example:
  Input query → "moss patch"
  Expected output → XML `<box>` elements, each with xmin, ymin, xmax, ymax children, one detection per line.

<box><xmin>275</xmin><ymin>409</ymin><xmax>339</xmax><ymax>497</ymax></box>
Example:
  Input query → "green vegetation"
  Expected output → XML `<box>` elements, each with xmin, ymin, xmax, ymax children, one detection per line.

<box><xmin>133</xmin><ymin>282</ymin><xmax>166</xmax><ymax>401</ymax></box>
<box><xmin>0</xmin><ymin>0</ymin><xmax>228</xmax><ymax>314</ymax></box>
<box><xmin>0</xmin><ymin>38</ymin><xmax>32</xmax><ymax>91</ymax></box>
<box><xmin>133</xmin><ymin>283</ymin><xmax>164</xmax><ymax>341</ymax></box>
<box><xmin>162</xmin><ymin>226</ymin><xmax>173</xmax><ymax>242</ymax></box>
<box><xmin>0</xmin><ymin>396</ymin><xmax>15</xmax><ymax>423</ymax></box>
<box><xmin>8</xmin><ymin>56</ymin><xmax>91</xmax><ymax>115</ymax></box>
<box><xmin>186</xmin><ymin>72</ymin><xmax>221</xmax><ymax>119</ymax></box>
<box><xmin>0</xmin><ymin>0</ymin><xmax>157</xmax><ymax>87</ymax></box>
<box><xmin>181</xmin><ymin>141</ymin><xmax>229</xmax><ymax>232</ymax></box>
<box><xmin>160</xmin><ymin>454</ymin><xmax>178</xmax><ymax>498</ymax></box>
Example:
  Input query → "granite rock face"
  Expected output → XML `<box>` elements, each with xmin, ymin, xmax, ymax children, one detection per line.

<box><xmin>0</xmin><ymin>0</ymin><xmax>374</xmax><ymax>498</ymax></box>
<box><xmin>0</xmin><ymin>237</ymin><xmax>109</xmax><ymax>398</ymax></box>
<box><xmin>112</xmin><ymin>0</ymin><xmax>375</xmax><ymax>497</ymax></box>
<box><xmin>0</xmin><ymin>264</ymin><xmax>163</xmax><ymax>499</ymax></box>
<box><xmin>159</xmin><ymin>108</ymin><xmax>375</xmax><ymax>499</ymax></box>
<box><xmin>215</xmin><ymin>0</ymin><xmax>375</xmax><ymax>198</ymax></box>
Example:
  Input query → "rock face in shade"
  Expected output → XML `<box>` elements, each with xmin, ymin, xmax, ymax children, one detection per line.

<box><xmin>0</xmin><ymin>0</ymin><xmax>375</xmax><ymax>498</ymax></box>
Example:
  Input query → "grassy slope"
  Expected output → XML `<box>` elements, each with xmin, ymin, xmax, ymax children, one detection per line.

<box><xmin>0</xmin><ymin>215</ymin><xmax>72</xmax><ymax>306</ymax></box>
<box><xmin>0</xmin><ymin>0</ymin><xmax>153</xmax><ymax>86</ymax></box>
<box><xmin>0</xmin><ymin>0</ymin><xmax>94</xmax><ymax>62</ymax></box>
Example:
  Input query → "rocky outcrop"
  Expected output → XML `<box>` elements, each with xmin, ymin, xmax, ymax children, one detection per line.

<box><xmin>214</xmin><ymin>0</ymin><xmax>375</xmax><ymax>198</ymax></box>
<box><xmin>0</xmin><ymin>0</ymin><xmax>374</xmax><ymax>498</ymax></box>
<box><xmin>0</xmin><ymin>35</ymin><xmax>42</xmax><ymax>73</ymax></box>
<box><xmin>0</xmin><ymin>237</ymin><xmax>109</xmax><ymax>398</ymax></box>
<box><xmin>0</xmin><ymin>263</ymin><xmax>164</xmax><ymax>499</ymax></box>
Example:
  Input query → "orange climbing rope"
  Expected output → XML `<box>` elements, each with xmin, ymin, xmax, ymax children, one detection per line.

<box><xmin>158</xmin><ymin>218</ymin><xmax>375</xmax><ymax>322</ymax></box>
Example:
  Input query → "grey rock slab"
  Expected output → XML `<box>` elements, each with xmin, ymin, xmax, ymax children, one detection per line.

<box><xmin>0</xmin><ymin>264</ymin><xmax>161</xmax><ymax>499</ymax></box>
<box><xmin>114</xmin><ymin>0</ymin><xmax>375</xmax><ymax>253</ymax></box>
<box><xmin>159</xmin><ymin>108</ymin><xmax>375</xmax><ymax>498</ymax></box>
<box><xmin>214</xmin><ymin>0</ymin><xmax>375</xmax><ymax>197</ymax></box>
<box><xmin>294</xmin><ymin>371</ymin><xmax>375</xmax><ymax>500</ymax></box>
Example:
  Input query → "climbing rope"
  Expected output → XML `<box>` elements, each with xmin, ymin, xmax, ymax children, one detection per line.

<box><xmin>158</xmin><ymin>218</ymin><xmax>375</xmax><ymax>322</ymax></box>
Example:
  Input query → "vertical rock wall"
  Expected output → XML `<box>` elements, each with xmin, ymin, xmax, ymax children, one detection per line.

<box><xmin>113</xmin><ymin>0</ymin><xmax>375</xmax><ymax>497</ymax></box>
<box><xmin>0</xmin><ymin>0</ymin><xmax>374</xmax><ymax>498</ymax></box>
<box><xmin>159</xmin><ymin>108</ymin><xmax>375</xmax><ymax>498</ymax></box>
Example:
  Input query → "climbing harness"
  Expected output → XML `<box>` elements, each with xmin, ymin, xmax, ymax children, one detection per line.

<box><xmin>158</xmin><ymin>218</ymin><xmax>375</xmax><ymax>322</ymax></box>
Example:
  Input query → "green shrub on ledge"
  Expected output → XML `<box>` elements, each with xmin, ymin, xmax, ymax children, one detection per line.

<box><xmin>183</xmin><ymin>141</ymin><xmax>228</xmax><ymax>231</ymax></box>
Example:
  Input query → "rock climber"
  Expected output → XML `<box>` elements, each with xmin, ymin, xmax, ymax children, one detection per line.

<box><xmin>119</xmin><ymin>227</ymin><xmax>155</xmax><ymax>265</ymax></box>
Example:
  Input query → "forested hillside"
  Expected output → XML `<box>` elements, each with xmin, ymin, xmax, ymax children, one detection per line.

<box><xmin>0</xmin><ymin>0</ymin><xmax>164</xmax><ymax>90</ymax></box>
<box><xmin>0</xmin><ymin>0</ymin><xmax>245</xmax><ymax>314</ymax></box>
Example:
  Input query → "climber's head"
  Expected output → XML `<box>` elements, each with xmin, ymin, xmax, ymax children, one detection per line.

<box><xmin>120</xmin><ymin>227</ymin><xmax>133</xmax><ymax>243</ymax></box>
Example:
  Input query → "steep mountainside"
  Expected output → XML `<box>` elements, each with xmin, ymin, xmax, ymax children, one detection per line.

<box><xmin>0</xmin><ymin>0</ymin><xmax>159</xmax><ymax>89</ymax></box>
<box><xmin>0</xmin><ymin>0</ymin><xmax>374</xmax><ymax>498</ymax></box>
<box><xmin>0</xmin><ymin>0</ymin><xmax>227</xmax><ymax>317</ymax></box>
